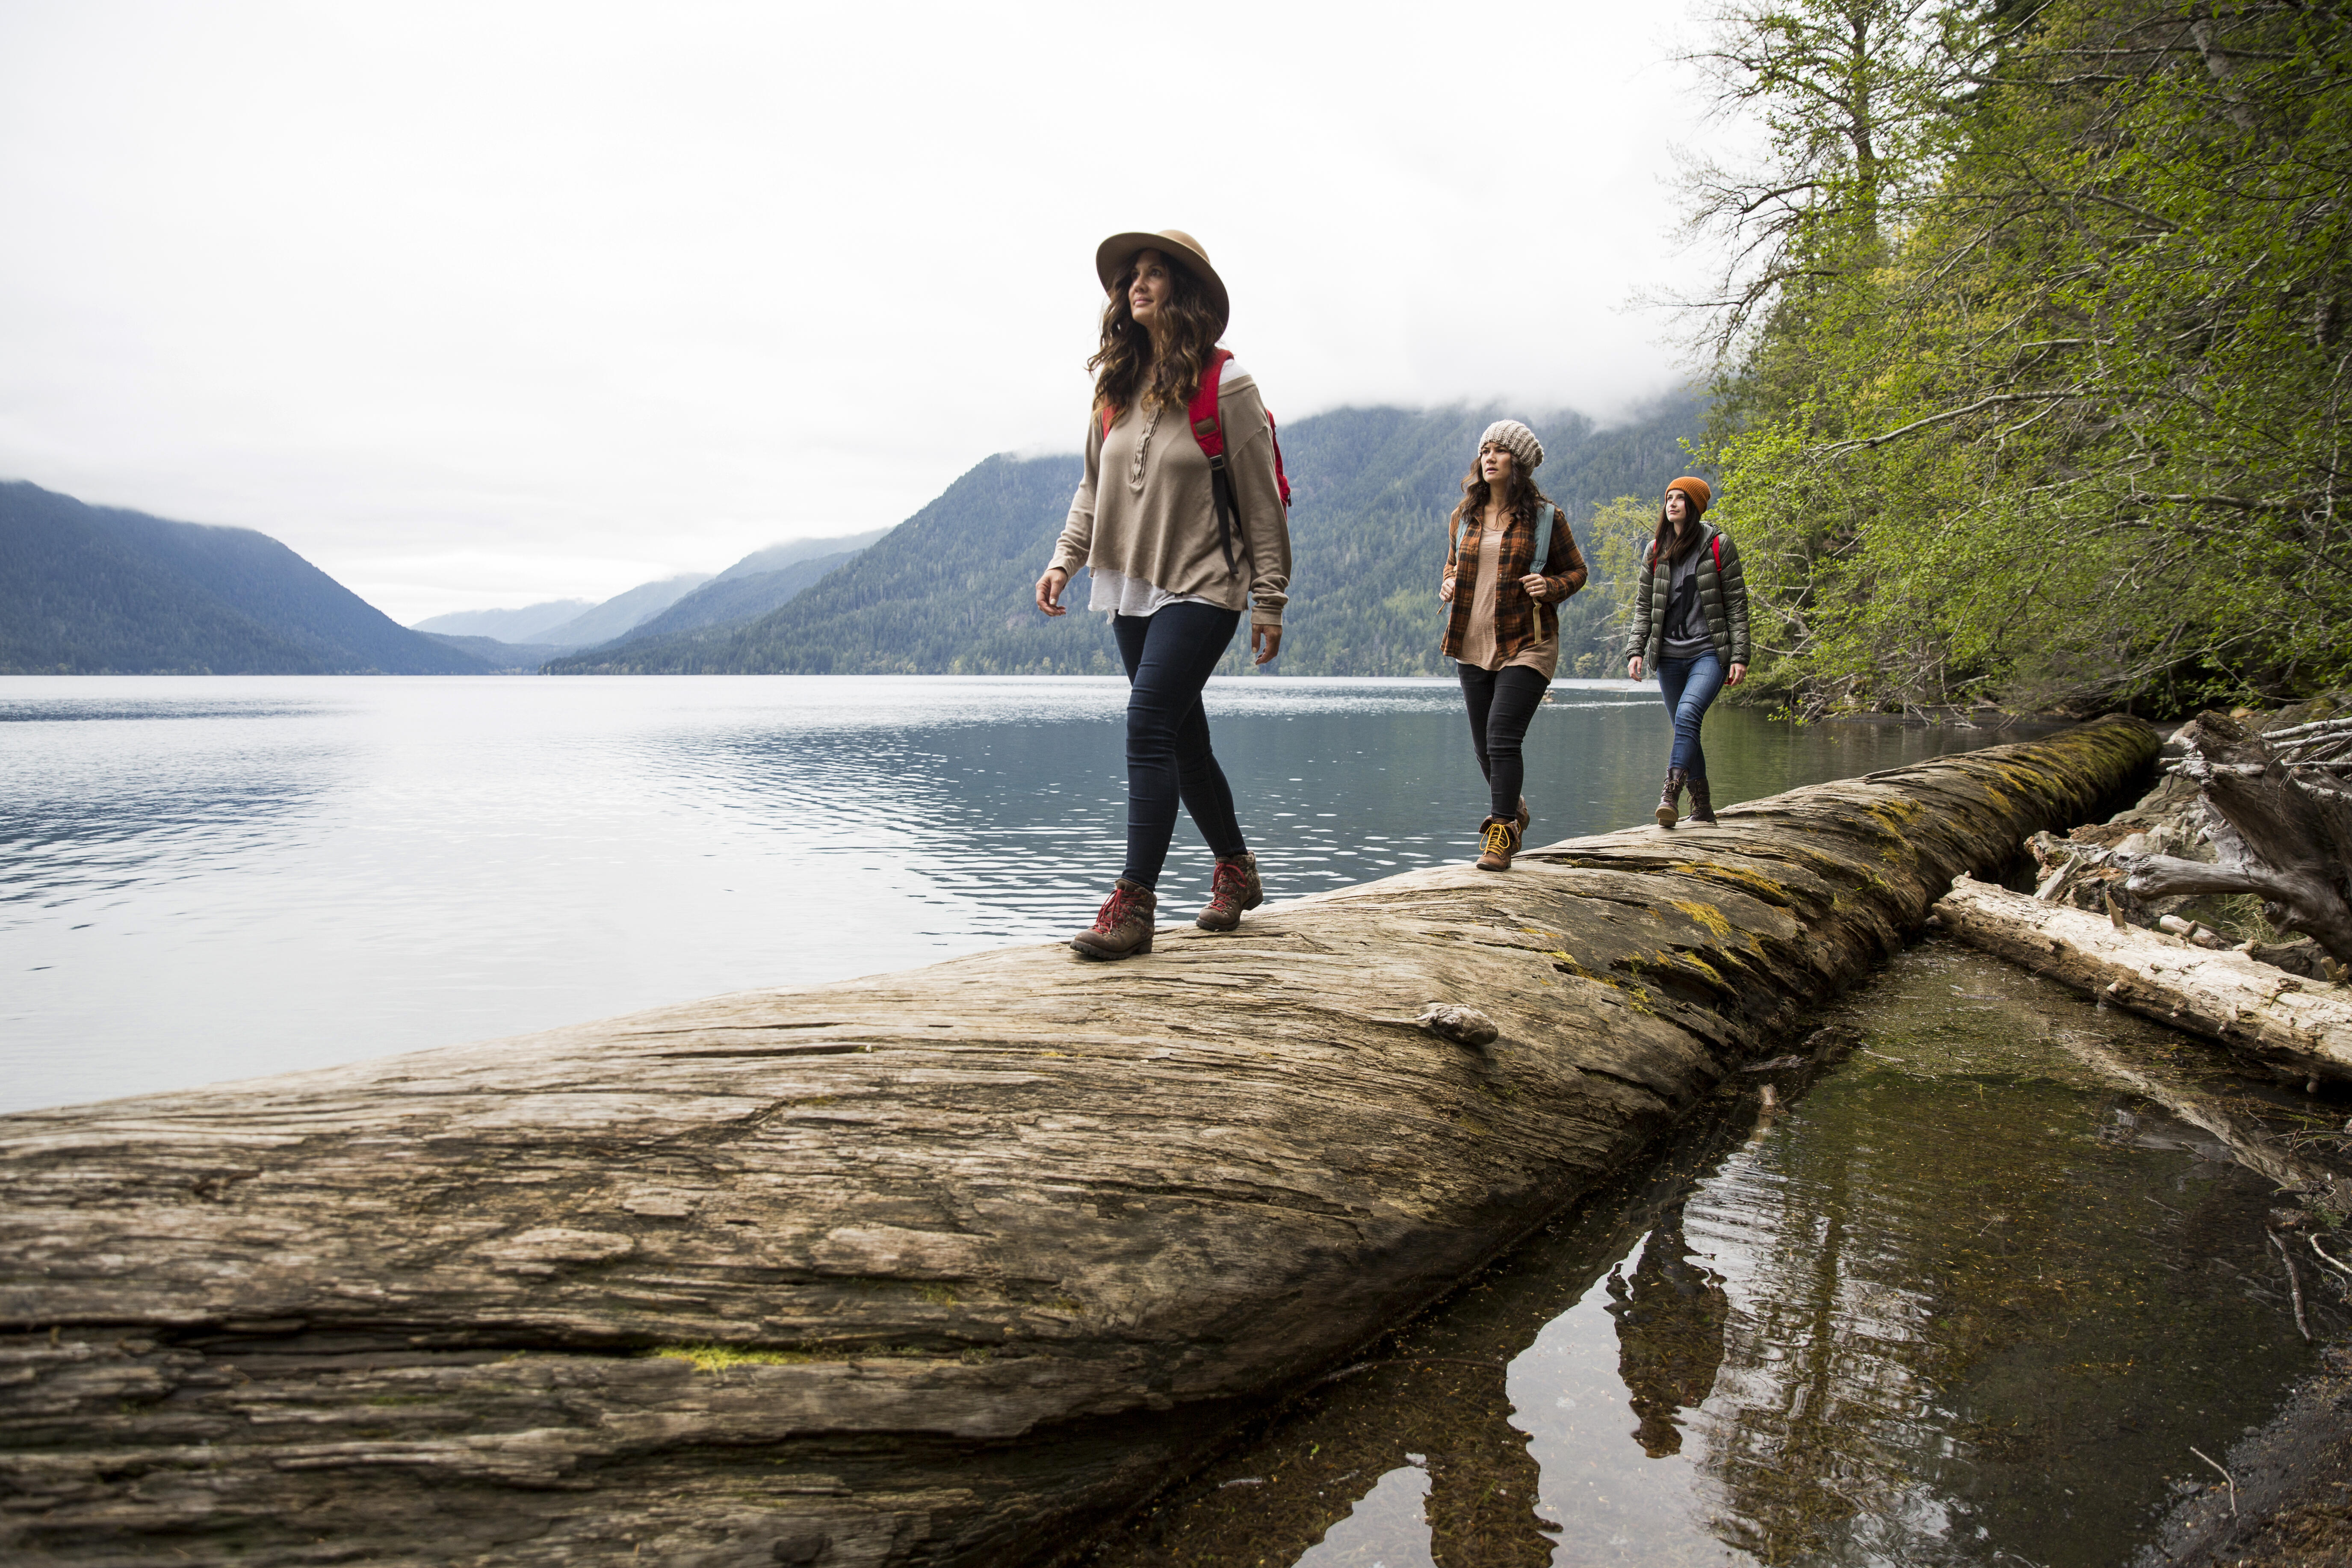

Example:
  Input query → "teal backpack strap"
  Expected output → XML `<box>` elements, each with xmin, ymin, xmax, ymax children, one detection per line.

<box><xmin>1530</xmin><ymin>503</ymin><xmax>1554</xmax><ymax>582</ymax></box>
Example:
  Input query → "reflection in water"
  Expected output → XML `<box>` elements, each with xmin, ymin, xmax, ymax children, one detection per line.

<box><xmin>1299</xmin><ymin>1463</ymin><xmax>1437</xmax><ymax>1568</ymax></box>
<box><xmin>0</xmin><ymin>675</ymin><xmax>2027</xmax><ymax>1113</ymax></box>
<box><xmin>1081</xmin><ymin>944</ymin><xmax>2340</xmax><ymax>1568</ymax></box>
<box><xmin>1606</xmin><ymin>1206</ymin><xmax>1731</xmax><ymax>1459</ymax></box>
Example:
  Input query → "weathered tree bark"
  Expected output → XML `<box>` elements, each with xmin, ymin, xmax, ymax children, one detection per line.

<box><xmin>0</xmin><ymin>718</ymin><xmax>2155</xmax><ymax>1568</ymax></box>
<box><xmin>2120</xmin><ymin>711</ymin><xmax>2352</xmax><ymax>967</ymax></box>
<box><xmin>1935</xmin><ymin>874</ymin><xmax>2352</xmax><ymax>1083</ymax></box>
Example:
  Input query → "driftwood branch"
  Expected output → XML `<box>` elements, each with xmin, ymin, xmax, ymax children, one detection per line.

<box><xmin>0</xmin><ymin>720</ymin><xmax>2158</xmax><ymax>1567</ymax></box>
<box><xmin>1935</xmin><ymin>875</ymin><xmax>2352</xmax><ymax>1083</ymax></box>
<box><xmin>2121</xmin><ymin>710</ymin><xmax>2352</xmax><ymax>967</ymax></box>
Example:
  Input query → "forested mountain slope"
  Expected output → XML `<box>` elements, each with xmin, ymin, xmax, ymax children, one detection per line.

<box><xmin>599</xmin><ymin>550</ymin><xmax>861</xmax><ymax>647</ymax></box>
<box><xmin>549</xmin><ymin>456</ymin><xmax>1095</xmax><ymax>673</ymax></box>
<box><xmin>551</xmin><ymin>395</ymin><xmax>1703</xmax><ymax>676</ymax></box>
<box><xmin>530</xmin><ymin>573</ymin><xmax>711</xmax><ymax>649</ymax></box>
<box><xmin>0</xmin><ymin>481</ymin><xmax>490</xmax><ymax>675</ymax></box>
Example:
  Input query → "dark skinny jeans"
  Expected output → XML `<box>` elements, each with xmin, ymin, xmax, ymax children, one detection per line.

<box><xmin>1113</xmin><ymin>602</ymin><xmax>1247</xmax><ymax>889</ymax></box>
<box><xmin>1657</xmin><ymin>651</ymin><xmax>1727</xmax><ymax>783</ymax></box>
<box><xmin>1457</xmin><ymin>663</ymin><xmax>1551</xmax><ymax>822</ymax></box>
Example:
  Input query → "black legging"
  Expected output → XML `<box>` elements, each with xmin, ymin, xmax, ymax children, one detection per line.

<box><xmin>1113</xmin><ymin>602</ymin><xmax>1247</xmax><ymax>888</ymax></box>
<box><xmin>1458</xmin><ymin>663</ymin><xmax>1549</xmax><ymax>822</ymax></box>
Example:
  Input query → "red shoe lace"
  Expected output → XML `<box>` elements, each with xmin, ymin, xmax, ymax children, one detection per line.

<box><xmin>1209</xmin><ymin>860</ymin><xmax>1247</xmax><ymax>907</ymax></box>
<box><xmin>1093</xmin><ymin>884</ymin><xmax>1145</xmax><ymax>932</ymax></box>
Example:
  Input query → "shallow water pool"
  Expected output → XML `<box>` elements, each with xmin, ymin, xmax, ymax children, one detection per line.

<box><xmin>1077</xmin><ymin>941</ymin><xmax>2343</xmax><ymax>1568</ymax></box>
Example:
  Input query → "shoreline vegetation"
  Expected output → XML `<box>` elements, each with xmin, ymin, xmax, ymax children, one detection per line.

<box><xmin>1677</xmin><ymin>0</ymin><xmax>2352</xmax><ymax>721</ymax></box>
<box><xmin>0</xmin><ymin>719</ymin><xmax>2153</xmax><ymax>1565</ymax></box>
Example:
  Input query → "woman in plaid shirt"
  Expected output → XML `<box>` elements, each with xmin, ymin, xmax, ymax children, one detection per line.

<box><xmin>1438</xmin><ymin>420</ymin><xmax>1587</xmax><ymax>871</ymax></box>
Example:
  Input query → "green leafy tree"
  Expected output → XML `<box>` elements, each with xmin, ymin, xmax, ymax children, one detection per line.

<box><xmin>1690</xmin><ymin>0</ymin><xmax>2352</xmax><ymax>714</ymax></box>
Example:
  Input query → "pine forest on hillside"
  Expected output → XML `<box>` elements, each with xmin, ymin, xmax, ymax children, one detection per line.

<box><xmin>548</xmin><ymin>398</ymin><xmax>1705</xmax><ymax>679</ymax></box>
<box><xmin>0</xmin><ymin>481</ymin><xmax>490</xmax><ymax>676</ymax></box>
<box><xmin>1682</xmin><ymin>0</ymin><xmax>2352</xmax><ymax>716</ymax></box>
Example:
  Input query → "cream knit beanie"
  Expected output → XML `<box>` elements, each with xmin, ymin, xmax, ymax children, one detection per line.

<box><xmin>1478</xmin><ymin>419</ymin><xmax>1544</xmax><ymax>471</ymax></box>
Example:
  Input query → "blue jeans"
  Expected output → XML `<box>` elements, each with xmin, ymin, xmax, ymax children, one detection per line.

<box><xmin>1112</xmin><ymin>602</ymin><xmax>1247</xmax><ymax>888</ymax></box>
<box><xmin>1656</xmin><ymin>652</ymin><xmax>1726</xmax><ymax>782</ymax></box>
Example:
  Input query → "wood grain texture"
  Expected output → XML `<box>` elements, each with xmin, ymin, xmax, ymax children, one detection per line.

<box><xmin>1936</xmin><ymin>872</ymin><xmax>2352</xmax><ymax>1081</ymax></box>
<box><xmin>0</xmin><ymin>717</ymin><xmax>2155</xmax><ymax>1567</ymax></box>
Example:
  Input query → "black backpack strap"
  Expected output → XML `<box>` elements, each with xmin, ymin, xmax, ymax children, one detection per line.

<box><xmin>1206</xmin><ymin>458</ymin><xmax>1243</xmax><ymax>579</ymax></box>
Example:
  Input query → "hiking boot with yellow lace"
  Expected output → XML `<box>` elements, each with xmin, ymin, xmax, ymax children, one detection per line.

<box><xmin>1195</xmin><ymin>851</ymin><xmax>1263</xmax><ymax>932</ymax></box>
<box><xmin>1475</xmin><ymin>815</ymin><xmax>1521</xmax><ymax>872</ymax></box>
<box><xmin>1072</xmin><ymin>878</ymin><xmax>1157</xmax><ymax>960</ymax></box>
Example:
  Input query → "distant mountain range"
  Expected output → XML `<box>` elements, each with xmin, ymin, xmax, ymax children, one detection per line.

<box><xmin>410</xmin><ymin>599</ymin><xmax>596</xmax><ymax>644</ymax></box>
<box><xmin>412</xmin><ymin>530</ymin><xmax>889</xmax><ymax>661</ymax></box>
<box><xmin>4</xmin><ymin>403</ymin><xmax>1699</xmax><ymax>680</ymax></box>
<box><xmin>0</xmin><ymin>481</ymin><xmax>490</xmax><ymax>675</ymax></box>
<box><xmin>548</xmin><ymin>394</ymin><xmax>1706</xmax><ymax>676</ymax></box>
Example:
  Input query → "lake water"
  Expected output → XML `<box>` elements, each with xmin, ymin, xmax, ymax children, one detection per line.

<box><xmin>2</xmin><ymin>675</ymin><xmax>2032</xmax><ymax>1115</ymax></box>
<box><xmin>8</xmin><ymin>675</ymin><xmax>2327</xmax><ymax>1568</ymax></box>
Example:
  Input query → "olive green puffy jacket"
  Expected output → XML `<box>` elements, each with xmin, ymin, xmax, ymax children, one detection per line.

<box><xmin>1625</xmin><ymin>523</ymin><xmax>1750</xmax><ymax>667</ymax></box>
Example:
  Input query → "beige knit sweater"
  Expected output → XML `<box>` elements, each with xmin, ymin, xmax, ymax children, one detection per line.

<box><xmin>1047</xmin><ymin>365</ymin><xmax>1292</xmax><ymax>627</ymax></box>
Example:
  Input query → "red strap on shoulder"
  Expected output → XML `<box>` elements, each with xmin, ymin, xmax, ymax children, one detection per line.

<box><xmin>1187</xmin><ymin>349</ymin><xmax>1234</xmax><ymax>458</ymax></box>
<box><xmin>1099</xmin><ymin>404</ymin><xmax>1117</xmax><ymax>440</ymax></box>
<box><xmin>1265</xmin><ymin>410</ymin><xmax>1291</xmax><ymax>510</ymax></box>
<box><xmin>1712</xmin><ymin>535</ymin><xmax>1724</xmax><ymax>571</ymax></box>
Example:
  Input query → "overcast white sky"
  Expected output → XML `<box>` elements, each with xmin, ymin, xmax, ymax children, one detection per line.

<box><xmin>0</xmin><ymin>0</ymin><xmax>1721</xmax><ymax>623</ymax></box>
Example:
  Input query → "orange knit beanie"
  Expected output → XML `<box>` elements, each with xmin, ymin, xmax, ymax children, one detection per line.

<box><xmin>1666</xmin><ymin>476</ymin><xmax>1712</xmax><ymax>514</ymax></box>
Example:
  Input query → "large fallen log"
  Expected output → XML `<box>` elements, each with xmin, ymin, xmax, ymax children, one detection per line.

<box><xmin>1936</xmin><ymin>874</ymin><xmax>2352</xmax><ymax>1083</ymax></box>
<box><xmin>0</xmin><ymin>717</ymin><xmax>2155</xmax><ymax>1568</ymax></box>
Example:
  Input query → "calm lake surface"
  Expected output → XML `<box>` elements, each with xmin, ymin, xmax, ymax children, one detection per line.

<box><xmin>0</xmin><ymin>675</ymin><xmax>2027</xmax><ymax>1115</ymax></box>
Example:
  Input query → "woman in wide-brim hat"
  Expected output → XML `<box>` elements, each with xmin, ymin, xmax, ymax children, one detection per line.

<box><xmin>1033</xmin><ymin>229</ymin><xmax>1294</xmax><ymax>959</ymax></box>
<box><xmin>1624</xmin><ymin>476</ymin><xmax>1749</xmax><ymax>828</ymax></box>
<box><xmin>1437</xmin><ymin>419</ymin><xmax>1587</xmax><ymax>871</ymax></box>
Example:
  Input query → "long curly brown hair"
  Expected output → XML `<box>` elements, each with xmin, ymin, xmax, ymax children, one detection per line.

<box><xmin>1088</xmin><ymin>250</ymin><xmax>1224</xmax><ymax>416</ymax></box>
<box><xmin>1450</xmin><ymin>448</ymin><xmax>1552</xmax><ymax>542</ymax></box>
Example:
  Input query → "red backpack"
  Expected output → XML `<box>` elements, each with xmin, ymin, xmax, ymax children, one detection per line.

<box><xmin>1098</xmin><ymin>348</ymin><xmax>1293</xmax><ymax>577</ymax></box>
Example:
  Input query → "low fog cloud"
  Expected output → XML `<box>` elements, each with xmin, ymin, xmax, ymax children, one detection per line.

<box><xmin>0</xmin><ymin>0</ymin><xmax>1713</xmax><ymax>621</ymax></box>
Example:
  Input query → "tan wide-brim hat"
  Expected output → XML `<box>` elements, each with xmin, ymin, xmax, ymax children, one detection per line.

<box><xmin>1095</xmin><ymin>228</ymin><xmax>1229</xmax><ymax>336</ymax></box>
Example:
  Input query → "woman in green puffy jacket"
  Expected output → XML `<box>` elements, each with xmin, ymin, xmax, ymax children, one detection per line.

<box><xmin>1623</xmin><ymin>477</ymin><xmax>1748</xmax><ymax>828</ymax></box>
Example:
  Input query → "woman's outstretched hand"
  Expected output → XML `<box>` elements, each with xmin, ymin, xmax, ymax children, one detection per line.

<box><xmin>1252</xmin><ymin>625</ymin><xmax>1282</xmax><ymax>665</ymax></box>
<box><xmin>1035</xmin><ymin>567</ymin><xmax>1070</xmax><ymax>617</ymax></box>
<box><xmin>1727</xmin><ymin>662</ymin><xmax>1747</xmax><ymax>686</ymax></box>
<box><xmin>1627</xmin><ymin>656</ymin><xmax>1644</xmax><ymax>682</ymax></box>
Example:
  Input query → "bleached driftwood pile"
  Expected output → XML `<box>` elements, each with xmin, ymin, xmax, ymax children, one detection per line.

<box><xmin>2119</xmin><ymin>710</ymin><xmax>2352</xmax><ymax>970</ymax></box>
<box><xmin>2018</xmin><ymin>705</ymin><xmax>2352</xmax><ymax>979</ymax></box>
<box><xmin>0</xmin><ymin>718</ymin><xmax>2154</xmax><ymax>1568</ymax></box>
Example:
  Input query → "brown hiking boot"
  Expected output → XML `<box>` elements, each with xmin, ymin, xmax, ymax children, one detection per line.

<box><xmin>1072</xmin><ymin>879</ymin><xmax>1156</xmax><ymax>960</ymax></box>
<box><xmin>1476</xmin><ymin>815</ymin><xmax>1521</xmax><ymax>871</ymax></box>
<box><xmin>1687</xmin><ymin>776</ymin><xmax>1717</xmax><ymax>825</ymax></box>
<box><xmin>1196</xmin><ymin>852</ymin><xmax>1263</xmax><ymax>931</ymax></box>
<box><xmin>1655</xmin><ymin>766</ymin><xmax>1687</xmax><ymax>829</ymax></box>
